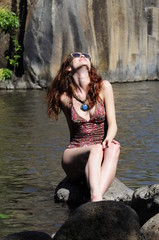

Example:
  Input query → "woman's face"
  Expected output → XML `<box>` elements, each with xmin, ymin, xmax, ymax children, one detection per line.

<box><xmin>69</xmin><ymin>52</ymin><xmax>91</xmax><ymax>72</ymax></box>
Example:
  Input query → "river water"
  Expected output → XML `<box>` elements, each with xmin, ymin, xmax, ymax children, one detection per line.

<box><xmin>0</xmin><ymin>81</ymin><xmax>159</xmax><ymax>238</ymax></box>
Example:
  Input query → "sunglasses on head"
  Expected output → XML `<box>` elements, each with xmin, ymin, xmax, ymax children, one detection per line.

<box><xmin>70</xmin><ymin>52</ymin><xmax>91</xmax><ymax>60</ymax></box>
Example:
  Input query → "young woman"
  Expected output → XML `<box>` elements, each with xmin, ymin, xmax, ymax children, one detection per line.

<box><xmin>47</xmin><ymin>52</ymin><xmax>120</xmax><ymax>202</ymax></box>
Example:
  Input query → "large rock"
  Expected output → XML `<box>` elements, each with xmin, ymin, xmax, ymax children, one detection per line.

<box><xmin>0</xmin><ymin>74</ymin><xmax>43</xmax><ymax>90</ymax></box>
<box><xmin>55</xmin><ymin>177</ymin><xmax>134</xmax><ymax>206</ymax></box>
<box><xmin>131</xmin><ymin>184</ymin><xmax>159</xmax><ymax>226</ymax></box>
<box><xmin>53</xmin><ymin>201</ymin><xmax>140</xmax><ymax>240</ymax></box>
<box><xmin>23</xmin><ymin>0</ymin><xmax>159</xmax><ymax>85</ymax></box>
<box><xmin>140</xmin><ymin>213</ymin><xmax>159</xmax><ymax>240</ymax></box>
<box><xmin>3</xmin><ymin>231</ymin><xmax>52</xmax><ymax>240</ymax></box>
<box><xmin>103</xmin><ymin>177</ymin><xmax>134</xmax><ymax>203</ymax></box>
<box><xmin>0</xmin><ymin>79</ymin><xmax>14</xmax><ymax>90</ymax></box>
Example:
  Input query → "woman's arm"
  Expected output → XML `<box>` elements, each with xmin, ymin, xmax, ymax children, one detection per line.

<box><xmin>100</xmin><ymin>80</ymin><xmax>118</xmax><ymax>148</ymax></box>
<box><xmin>60</xmin><ymin>93</ymin><xmax>73</xmax><ymax>136</ymax></box>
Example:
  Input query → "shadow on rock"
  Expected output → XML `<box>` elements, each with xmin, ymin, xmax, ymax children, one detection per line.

<box><xmin>54</xmin><ymin>177</ymin><xmax>90</xmax><ymax>208</ymax></box>
<box><xmin>131</xmin><ymin>184</ymin><xmax>159</xmax><ymax>226</ymax></box>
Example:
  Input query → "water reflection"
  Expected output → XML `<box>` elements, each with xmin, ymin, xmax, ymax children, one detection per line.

<box><xmin>0</xmin><ymin>81</ymin><xmax>159</xmax><ymax>237</ymax></box>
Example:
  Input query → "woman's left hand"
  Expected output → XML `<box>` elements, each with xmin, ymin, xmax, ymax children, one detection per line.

<box><xmin>102</xmin><ymin>138</ymin><xmax>120</xmax><ymax>150</ymax></box>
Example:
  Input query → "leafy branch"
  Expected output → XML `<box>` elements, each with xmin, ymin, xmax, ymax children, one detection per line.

<box><xmin>0</xmin><ymin>6</ymin><xmax>19</xmax><ymax>34</ymax></box>
<box><xmin>0</xmin><ymin>6</ymin><xmax>21</xmax><ymax>79</ymax></box>
<box><xmin>0</xmin><ymin>68</ymin><xmax>12</xmax><ymax>81</ymax></box>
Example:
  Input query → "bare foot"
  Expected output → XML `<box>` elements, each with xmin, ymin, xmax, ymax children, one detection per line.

<box><xmin>91</xmin><ymin>195</ymin><xmax>103</xmax><ymax>202</ymax></box>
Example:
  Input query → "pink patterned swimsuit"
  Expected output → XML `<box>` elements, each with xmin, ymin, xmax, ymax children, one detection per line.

<box><xmin>67</xmin><ymin>97</ymin><xmax>107</xmax><ymax>148</ymax></box>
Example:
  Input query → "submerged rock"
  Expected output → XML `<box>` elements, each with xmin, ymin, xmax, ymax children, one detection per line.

<box><xmin>53</xmin><ymin>201</ymin><xmax>140</xmax><ymax>240</ymax></box>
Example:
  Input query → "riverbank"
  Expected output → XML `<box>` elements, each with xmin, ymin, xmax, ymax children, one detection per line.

<box><xmin>0</xmin><ymin>74</ymin><xmax>47</xmax><ymax>90</ymax></box>
<box><xmin>0</xmin><ymin>75</ymin><xmax>159</xmax><ymax>90</ymax></box>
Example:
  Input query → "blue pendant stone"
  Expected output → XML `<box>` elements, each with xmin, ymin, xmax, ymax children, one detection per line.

<box><xmin>81</xmin><ymin>104</ymin><xmax>89</xmax><ymax>111</ymax></box>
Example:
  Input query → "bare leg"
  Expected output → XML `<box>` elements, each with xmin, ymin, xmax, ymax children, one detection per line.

<box><xmin>62</xmin><ymin>142</ymin><xmax>120</xmax><ymax>202</ymax></box>
<box><xmin>62</xmin><ymin>145</ymin><xmax>103</xmax><ymax>201</ymax></box>
<box><xmin>85</xmin><ymin>144</ymin><xmax>103</xmax><ymax>202</ymax></box>
<box><xmin>62</xmin><ymin>146</ymin><xmax>98</xmax><ymax>181</ymax></box>
<box><xmin>99</xmin><ymin>141</ymin><xmax>120</xmax><ymax>196</ymax></box>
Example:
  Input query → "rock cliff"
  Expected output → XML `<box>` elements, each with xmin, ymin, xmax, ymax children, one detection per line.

<box><xmin>0</xmin><ymin>0</ymin><xmax>159</xmax><ymax>86</ymax></box>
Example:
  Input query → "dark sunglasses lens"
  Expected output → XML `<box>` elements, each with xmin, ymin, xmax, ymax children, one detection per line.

<box><xmin>83</xmin><ymin>53</ymin><xmax>91</xmax><ymax>59</ymax></box>
<box><xmin>72</xmin><ymin>53</ymin><xmax>81</xmax><ymax>58</ymax></box>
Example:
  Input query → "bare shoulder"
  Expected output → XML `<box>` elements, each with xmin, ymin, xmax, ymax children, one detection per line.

<box><xmin>60</xmin><ymin>92</ymin><xmax>71</xmax><ymax>108</ymax></box>
<box><xmin>101</xmin><ymin>80</ymin><xmax>112</xmax><ymax>91</ymax></box>
<box><xmin>100</xmin><ymin>80</ymin><xmax>113</xmax><ymax>100</ymax></box>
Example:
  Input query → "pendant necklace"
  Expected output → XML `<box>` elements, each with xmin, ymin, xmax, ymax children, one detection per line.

<box><xmin>73</xmin><ymin>92</ymin><xmax>89</xmax><ymax>111</ymax></box>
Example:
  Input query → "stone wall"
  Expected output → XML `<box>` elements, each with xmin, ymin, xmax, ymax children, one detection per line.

<box><xmin>23</xmin><ymin>0</ymin><xmax>159</xmax><ymax>84</ymax></box>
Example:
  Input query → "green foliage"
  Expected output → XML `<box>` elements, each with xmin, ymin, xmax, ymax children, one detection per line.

<box><xmin>0</xmin><ymin>68</ymin><xmax>12</xmax><ymax>81</ymax></box>
<box><xmin>0</xmin><ymin>6</ymin><xmax>19</xmax><ymax>34</ymax></box>
<box><xmin>12</xmin><ymin>36</ymin><xmax>22</xmax><ymax>52</ymax></box>
<box><xmin>0</xmin><ymin>6</ymin><xmax>21</xmax><ymax>72</ymax></box>
<box><xmin>0</xmin><ymin>213</ymin><xmax>9</xmax><ymax>219</ymax></box>
<box><xmin>6</xmin><ymin>36</ymin><xmax>22</xmax><ymax>69</ymax></box>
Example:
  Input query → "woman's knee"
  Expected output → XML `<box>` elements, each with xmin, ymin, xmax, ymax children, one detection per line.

<box><xmin>107</xmin><ymin>141</ymin><xmax>120</xmax><ymax>157</ymax></box>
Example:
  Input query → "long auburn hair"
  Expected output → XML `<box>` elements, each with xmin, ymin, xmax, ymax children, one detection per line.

<box><xmin>46</xmin><ymin>54</ymin><xmax>103</xmax><ymax>120</ymax></box>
